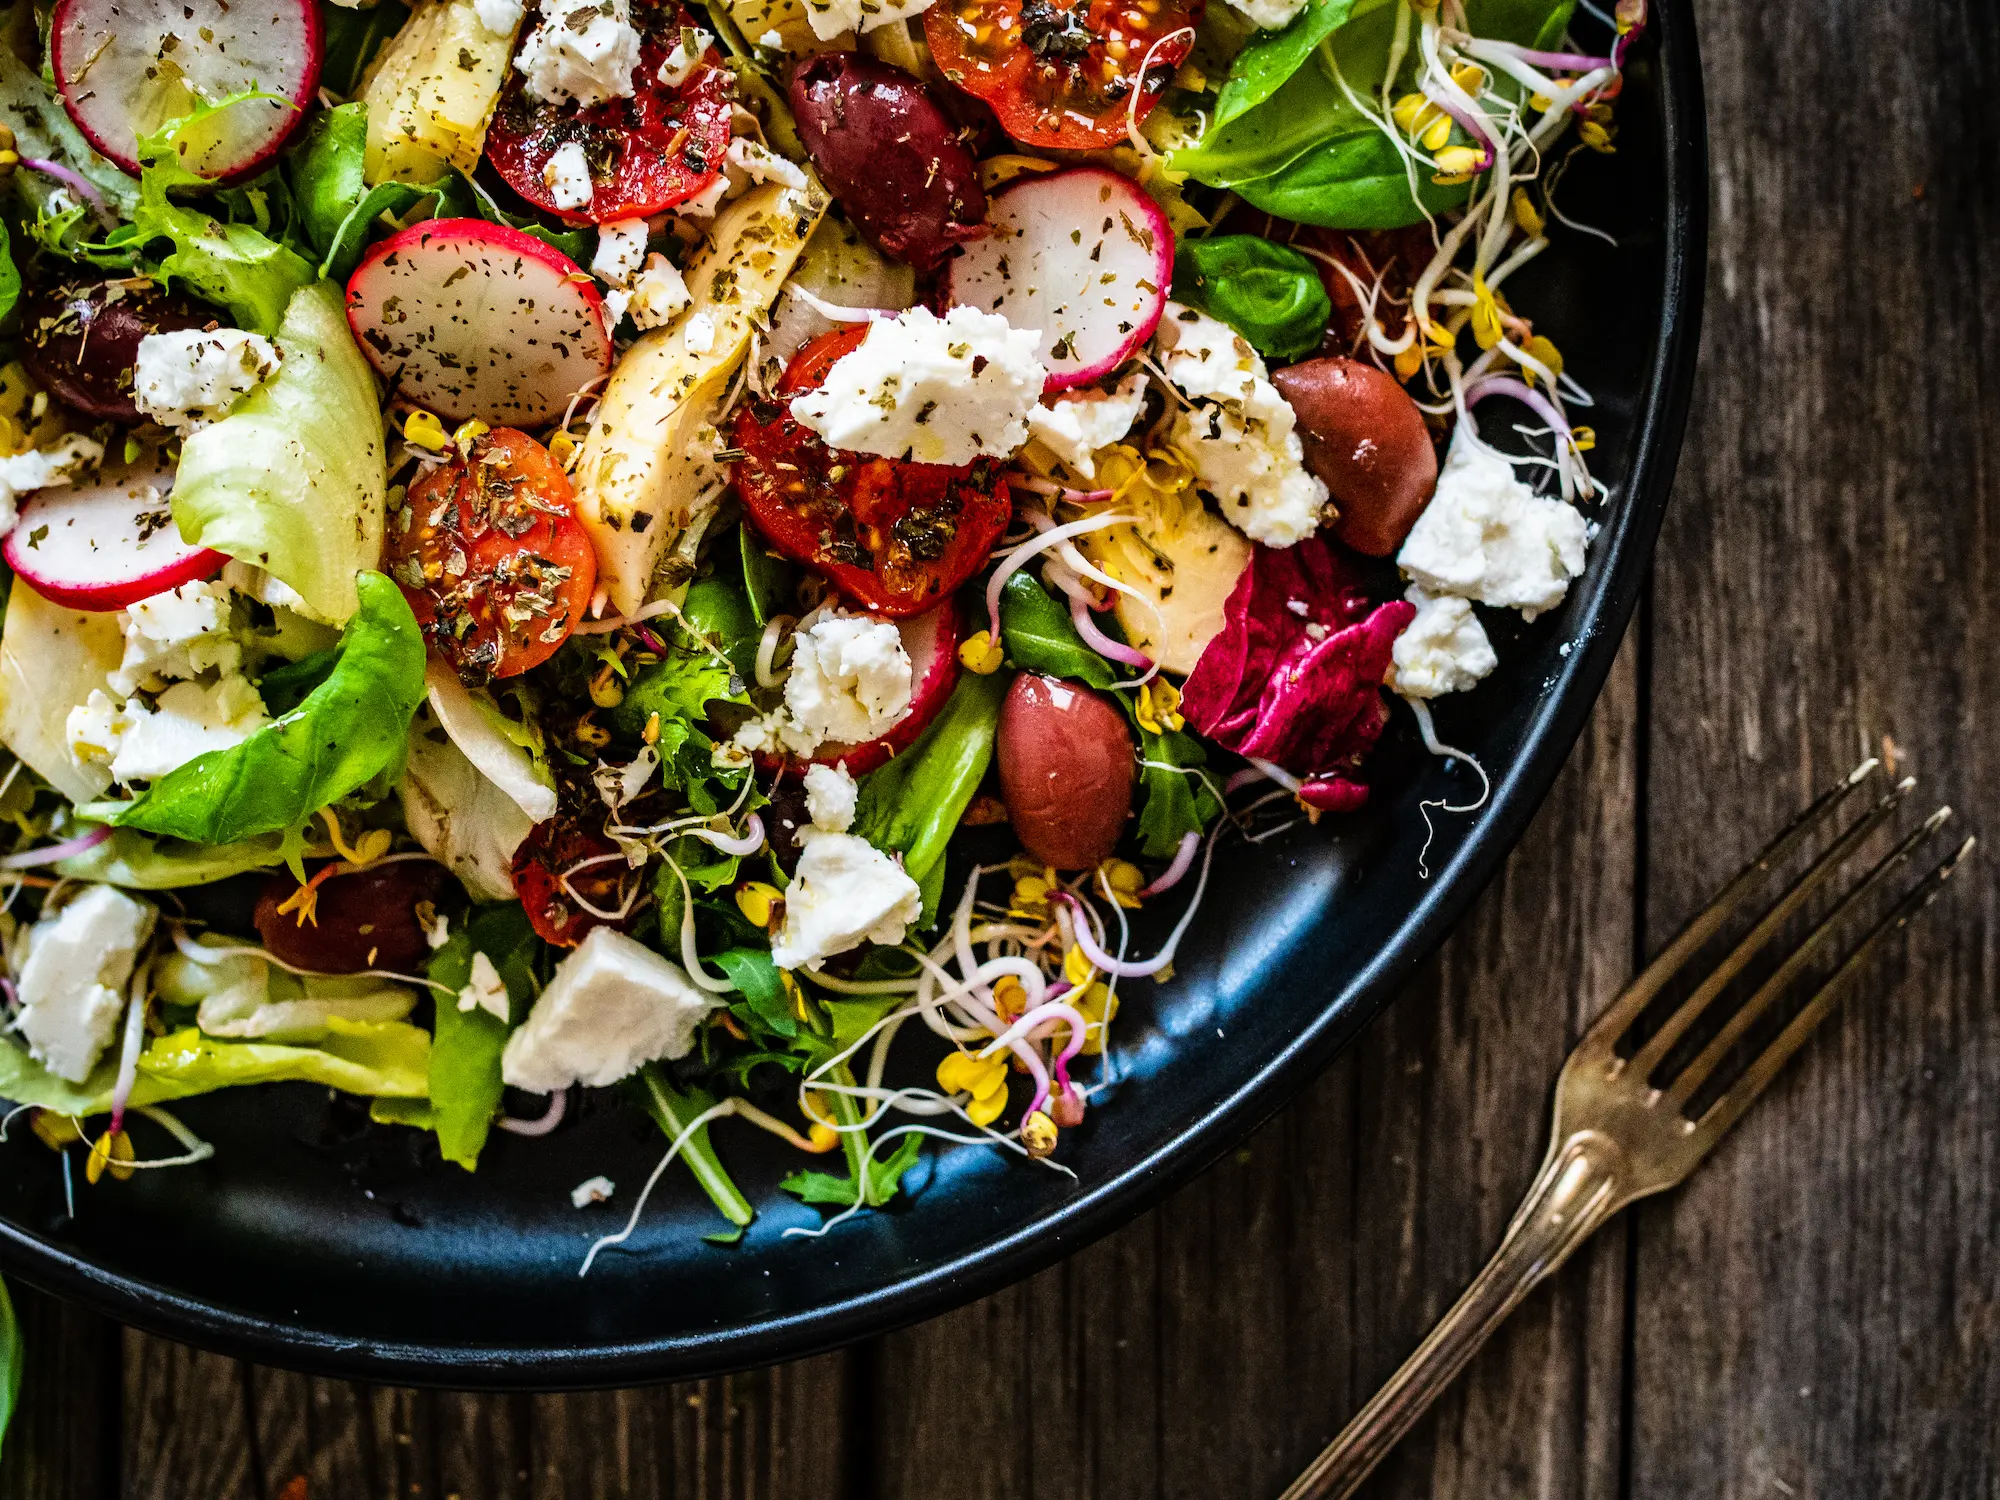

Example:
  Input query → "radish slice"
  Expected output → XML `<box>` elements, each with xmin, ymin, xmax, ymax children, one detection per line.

<box><xmin>943</xmin><ymin>166</ymin><xmax>1173</xmax><ymax>393</ymax></box>
<box><xmin>760</xmin><ymin>605</ymin><xmax>961</xmax><ymax>777</ymax></box>
<box><xmin>346</xmin><ymin>219</ymin><xmax>613</xmax><ymax>427</ymax></box>
<box><xmin>5</xmin><ymin>448</ymin><xmax>225</xmax><ymax>611</ymax></box>
<box><xmin>51</xmin><ymin>0</ymin><xmax>321</xmax><ymax>182</ymax></box>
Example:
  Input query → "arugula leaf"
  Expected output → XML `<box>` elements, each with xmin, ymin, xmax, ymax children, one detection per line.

<box><xmin>715</xmin><ymin>945</ymin><xmax>797</xmax><ymax>1040</ymax></box>
<box><xmin>128</xmin><ymin>105</ymin><xmax>316</xmax><ymax>335</ymax></box>
<box><xmin>320</xmin><ymin>0</ymin><xmax>412</xmax><ymax>96</ymax></box>
<box><xmin>614</xmin><ymin>650</ymin><xmax>739</xmax><ymax>736</ymax></box>
<box><xmin>782</xmin><ymin>1130</ymin><xmax>923</xmax><ymax>1207</ymax></box>
<box><xmin>1210</xmin><ymin>0</ymin><xmax>1362</xmax><ymax>132</ymax></box>
<box><xmin>172</xmin><ymin>281</ymin><xmax>389</xmax><ymax>623</ymax></box>
<box><xmin>0</xmin><ymin>1277</ymin><xmax>20</xmax><ymax>1464</ymax></box>
<box><xmin>631</xmin><ymin>1066</ymin><xmax>755</xmax><ymax>1229</ymax></box>
<box><xmin>110</xmin><ymin>573</ymin><xmax>426</xmax><ymax>847</ymax></box>
<box><xmin>425</xmin><ymin>904</ymin><xmax>537</xmax><ymax>1170</ymax></box>
<box><xmin>851</xmin><ymin>671</ymin><xmax>1006</xmax><ymax>919</ymax></box>
<box><xmin>287</xmin><ymin>102</ymin><xmax>447</xmax><ymax>280</ymax></box>
<box><xmin>1136</xmin><ymin>727</ymin><xmax>1224</xmax><ymax>857</ymax></box>
<box><xmin>997</xmin><ymin>571</ymin><xmax>1118</xmax><ymax>689</ymax></box>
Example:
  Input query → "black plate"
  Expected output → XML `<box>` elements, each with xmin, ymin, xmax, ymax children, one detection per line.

<box><xmin>0</xmin><ymin>4</ymin><xmax>1706</xmax><ymax>1387</ymax></box>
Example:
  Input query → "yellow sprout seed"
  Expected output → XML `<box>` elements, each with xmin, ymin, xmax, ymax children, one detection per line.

<box><xmin>403</xmin><ymin>410</ymin><xmax>448</xmax><ymax>450</ymax></box>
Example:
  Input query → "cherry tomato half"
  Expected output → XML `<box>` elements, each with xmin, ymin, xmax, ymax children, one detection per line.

<box><xmin>387</xmin><ymin>427</ymin><xmax>597</xmax><ymax>681</ymax></box>
<box><xmin>511</xmin><ymin>820</ymin><xmax>627</xmax><ymax>948</ymax></box>
<box><xmin>730</xmin><ymin>327</ymin><xmax>1014</xmax><ymax>618</ymax></box>
<box><xmin>486</xmin><ymin>0</ymin><xmax>733</xmax><ymax>224</ymax></box>
<box><xmin>923</xmin><ymin>0</ymin><xmax>1201</xmax><ymax>150</ymax></box>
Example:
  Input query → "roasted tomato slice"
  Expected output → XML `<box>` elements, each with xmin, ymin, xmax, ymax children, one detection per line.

<box><xmin>923</xmin><ymin>0</ymin><xmax>1200</xmax><ymax>150</ymax></box>
<box><xmin>512</xmin><ymin>820</ymin><xmax>629</xmax><ymax>947</ymax></box>
<box><xmin>387</xmin><ymin>427</ymin><xmax>598</xmax><ymax>681</ymax></box>
<box><xmin>731</xmin><ymin>327</ymin><xmax>1013</xmax><ymax>618</ymax></box>
<box><xmin>486</xmin><ymin>0</ymin><xmax>733</xmax><ymax>224</ymax></box>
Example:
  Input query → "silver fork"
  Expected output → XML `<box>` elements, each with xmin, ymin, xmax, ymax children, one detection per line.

<box><xmin>1280</xmin><ymin>760</ymin><xmax>1977</xmax><ymax>1500</ymax></box>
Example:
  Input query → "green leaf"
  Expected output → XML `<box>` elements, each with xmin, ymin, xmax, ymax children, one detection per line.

<box><xmin>612</xmin><ymin>650</ymin><xmax>739</xmax><ymax>738</ymax></box>
<box><xmin>716</xmin><ymin>945</ymin><xmax>796</xmax><ymax>1040</ymax></box>
<box><xmin>425</xmin><ymin>904</ymin><xmax>537</xmax><ymax>1170</ymax></box>
<box><xmin>458</xmin><ymin>172</ymin><xmax>595</xmax><ymax>266</ymax></box>
<box><xmin>676</xmin><ymin>571</ymin><xmax>760</xmax><ymax>681</ymax></box>
<box><xmin>287</xmin><ymin>103</ymin><xmax>447</xmax><ymax>280</ymax></box>
<box><xmin>739</xmin><ymin>523</ymin><xmax>798</xmax><ymax>628</ymax></box>
<box><xmin>997</xmin><ymin>571</ymin><xmax>1117</xmax><ymax>690</ymax></box>
<box><xmin>1136</xmin><ymin>726</ymin><xmax>1224</xmax><ymax>857</ymax></box>
<box><xmin>1234</xmin><ymin>124</ymin><xmax>1469</xmax><ymax>229</ymax></box>
<box><xmin>1172</xmin><ymin>234</ymin><xmax>1333</xmax><ymax>358</ymax></box>
<box><xmin>54</xmin><ymin>827</ymin><xmax>288</xmax><ymax>888</ymax></box>
<box><xmin>257</xmin><ymin>648</ymin><xmax>340</xmax><ymax>716</ymax></box>
<box><xmin>171</xmin><ymin>280</ymin><xmax>390</xmax><ymax>623</ymax></box>
<box><xmin>129</xmin><ymin>104</ymin><xmax>317</xmax><ymax>334</ymax></box>
<box><xmin>631</xmin><ymin>1066</ymin><xmax>755</xmax><ymax>1228</ymax></box>
<box><xmin>1210</xmin><ymin>0</ymin><xmax>1362</xmax><ymax>132</ymax></box>
<box><xmin>0</xmin><ymin>221</ymin><xmax>19</xmax><ymax>327</ymax></box>
<box><xmin>781</xmin><ymin>1131</ymin><xmax>923</xmax><ymax>1207</ymax></box>
<box><xmin>0</xmin><ymin>1277</ymin><xmax>20</xmax><ymax>1462</ymax></box>
<box><xmin>851</xmin><ymin>670</ymin><xmax>1006</xmax><ymax>918</ymax></box>
<box><xmin>319</xmin><ymin>0</ymin><xmax>412</xmax><ymax>96</ymax></box>
<box><xmin>110</xmin><ymin>573</ymin><xmax>426</xmax><ymax>846</ymax></box>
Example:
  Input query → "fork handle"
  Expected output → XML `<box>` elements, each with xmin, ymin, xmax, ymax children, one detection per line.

<box><xmin>1278</xmin><ymin>1131</ymin><xmax>1628</xmax><ymax>1500</ymax></box>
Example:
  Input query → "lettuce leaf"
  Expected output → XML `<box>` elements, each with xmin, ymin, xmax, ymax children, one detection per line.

<box><xmin>56</xmin><ymin>827</ymin><xmax>288</xmax><ymax>887</ymax></box>
<box><xmin>0</xmin><ymin>1275</ymin><xmax>19</xmax><ymax>1463</ymax></box>
<box><xmin>172</xmin><ymin>280</ymin><xmax>389</xmax><ymax>623</ymax></box>
<box><xmin>0</xmin><ymin>1018</ymin><xmax>430</xmax><ymax>1116</ymax></box>
<box><xmin>108</xmin><ymin>572</ymin><xmax>426</xmax><ymax>847</ymax></box>
<box><xmin>424</xmin><ymin>905</ymin><xmax>537</xmax><ymax>1170</ymax></box>
<box><xmin>287</xmin><ymin>102</ymin><xmax>448</xmax><ymax>281</ymax></box>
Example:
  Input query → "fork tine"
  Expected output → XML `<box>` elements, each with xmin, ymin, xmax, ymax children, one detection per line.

<box><xmin>1686</xmin><ymin>834</ymin><xmax>1977</xmax><ymax>1152</ymax></box>
<box><xmin>1579</xmin><ymin>759</ymin><xmax>1881</xmax><ymax>1058</ymax></box>
<box><xmin>1621</xmin><ymin>775</ymin><xmax>1916</xmax><ymax>1083</ymax></box>
<box><xmin>1660</xmin><ymin>806</ymin><xmax>1955</xmax><ymax>1110</ymax></box>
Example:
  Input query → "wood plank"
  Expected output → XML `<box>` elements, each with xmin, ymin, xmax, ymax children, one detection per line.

<box><xmin>120</xmin><ymin>1331</ymin><xmax>255</xmax><ymax>1500</ymax></box>
<box><xmin>869</xmin><ymin>632</ymin><xmax>1641</xmax><ymax>1500</ymax></box>
<box><xmin>0</xmin><ymin>1284</ymin><xmax>117</xmax><ymax>1500</ymax></box>
<box><xmin>1631</xmin><ymin>0</ymin><xmax>2000</xmax><ymax>1495</ymax></box>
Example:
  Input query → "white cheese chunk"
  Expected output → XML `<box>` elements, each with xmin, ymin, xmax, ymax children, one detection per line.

<box><xmin>682</xmin><ymin>310</ymin><xmax>716</xmax><ymax>355</ymax></box>
<box><xmin>674</xmin><ymin>174</ymin><xmax>730</xmax><ymax>221</ymax></box>
<box><xmin>571</xmin><ymin>1175</ymin><xmax>616</xmax><ymax>1207</ymax></box>
<box><xmin>473</xmin><ymin>0</ymin><xmax>525</xmax><ymax>33</ymax></box>
<box><xmin>69</xmin><ymin>676</ymin><xmax>268</xmax><ymax>786</ymax></box>
<box><xmin>803</xmin><ymin>762</ymin><xmax>858</xmax><ymax>833</ymax></box>
<box><xmin>0</xmin><ymin>434</ymin><xmax>103</xmax><ymax>537</ymax></box>
<box><xmin>655</xmin><ymin>26</ymin><xmax>713</xmax><ymax>86</ymax></box>
<box><xmin>722</xmin><ymin>136</ymin><xmax>808</xmax><ymax>193</ymax></box>
<box><xmin>770</xmin><ymin>831</ymin><xmax>922</xmax><ymax>970</ymax></box>
<box><xmin>732</xmin><ymin>609</ymin><xmax>913</xmax><ymax>759</ymax></box>
<box><xmin>13</xmin><ymin>885</ymin><xmax>155</xmax><ymax>1083</ymax></box>
<box><xmin>133</xmin><ymin>328</ymin><xmax>280</xmax><ymax>434</ymax></box>
<box><xmin>789</xmin><ymin>305</ymin><xmax>1047</xmax><ymax>466</ymax></box>
<box><xmin>1397</xmin><ymin>436</ymin><xmax>1589</xmax><ymax>620</ymax></box>
<box><xmin>109</xmin><ymin>579</ymin><xmax>240</xmax><ymax>695</ymax></box>
<box><xmin>1391</xmin><ymin>587</ymin><xmax>1498</xmax><ymax>699</ymax></box>
<box><xmin>541</xmin><ymin>139</ymin><xmax>595</xmax><ymax>212</ymax></box>
<box><xmin>1157</xmin><ymin>304</ymin><xmax>1327</xmax><ymax>548</ymax></box>
<box><xmin>457</xmin><ymin>950</ymin><xmax>512</xmax><ymax>1021</ymax></box>
<box><xmin>500</xmin><ymin>926</ymin><xmax>718</xmax><ymax>1092</ymax></box>
<box><xmin>1025</xmin><ymin>372</ymin><xmax>1149</xmax><ymax>481</ymax></box>
<box><xmin>626</xmin><ymin>253</ymin><xmax>691</xmax><ymax>330</ymax></box>
<box><xmin>1226</xmin><ymin>0</ymin><xmax>1308</xmax><ymax>28</ymax></box>
<box><xmin>800</xmin><ymin>0</ymin><xmax>937</xmax><ymax>40</ymax></box>
<box><xmin>515</xmin><ymin>0</ymin><xmax>642</xmax><ymax>107</ymax></box>
<box><xmin>591</xmin><ymin>217</ymin><xmax>650</xmax><ymax>286</ymax></box>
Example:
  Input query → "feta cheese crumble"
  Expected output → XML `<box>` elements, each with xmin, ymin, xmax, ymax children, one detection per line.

<box><xmin>473</xmin><ymin>0</ymin><xmax>525</xmax><ymax>33</ymax></box>
<box><xmin>789</xmin><ymin>305</ymin><xmax>1047</xmax><ymax>466</ymax></box>
<box><xmin>626</xmin><ymin>253</ymin><xmax>691</xmax><ymax>330</ymax></box>
<box><xmin>1397</xmin><ymin>436</ymin><xmax>1589</xmax><ymax>620</ymax></box>
<box><xmin>108</xmin><ymin>579</ymin><xmax>240</xmax><ymax>696</ymax></box>
<box><xmin>1226</xmin><ymin>0</ymin><xmax>1308</xmax><ymax>29</ymax></box>
<box><xmin>800</xmin><ymin>0</ymin><xmax>938</xmax><ymax>41</ymax></box>
<box><xmin>721</xmin><ymin>136</ymin><xmax>808</xmax><ymax>193</ymax></box>
<box><xmin>1026</xmin><ymin>372</ymin><xmax>1149</xmax><ymax>480</ymax></box>
<box><xmin>803</xmin><ymin>762</ymin><xmax>858</xmax><ymax>833</ymax></box>
<box><xmin>541</xmin><ymin>139</ymin><xmax>595</xmax><ymax>213</ymax></box>
<box><xmin>133</xmin><ymin>328</ymin><xmax>280</xmax><ymax>434</ymax></box>
<box><xmin>515</xmin><ymin>0</ymin><xmax>642</xmax><ymax>108</ymax></box>
<box><xmin>591</xmin><ymin>217</ymin><xmax>650</xmax><ymax>286</ymax></box>
<box><xmin>69</xmin><ymin>676</ymin><xmax>269</xmax><ymax>786</ymax></box>
<box><xmin>500</xmin><ymin>926</ymin><xmax>719</xmax><ymax>1092</ymax></box>
<box><xmin>1390</xmin><ymin>588</ymin><xmax>1498</xmax><ymax>699</ymax></box>
<box><xmin>770</xmin><ymin>831</ymin><xmax>922</xmax><ymax>970</ymax></box>
<box><xmin>731</xmin><ymin>609</ymin><xmax>913</xmax><ymax>758</ymax></box>
<box><xmin>13</xmin><ymin>885</ymin><xmax>156</xmax><ymax>1083</ymax></box>
<box><xmin>683</xmin><ymin>310</ymin><xmax>716</xmax><ymax>355</ymax></box>
<box><xmin>571</xmin><ymin>1175</ymin><xmax>616</xmax><ymax>1208</ymax></box>
<box><xmin>655</xmin><ymin>25</ymin><xmax>713</xmax><ymax>86</ymax></box>
<box><xmin>1157</xmin><ymin>304</ymin><xmax>1328</xmax><ymax>548</ymax></box>
<box><xmin>0</xmin><ymin>433</ymin><xmax>103</xmax><ymax>536</ymax></box>
<box><xmin>457</xmin><ymin>950</ymin><xmax>512</xmax><ymax>1021</ymax></box>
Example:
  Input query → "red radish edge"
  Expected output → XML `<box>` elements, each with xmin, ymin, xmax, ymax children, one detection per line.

<box><xmin>5</xmin><ymin>459</ymin><xmax>227</xmax><ymax>611</ymax></box>
<box><xmin>757</xmin><ymin>604</ymin><xmax>962</xmax><ymax>778</ymax></box>
<box><xmin>50</xmin><ymin>0</ymin><xmax>322</xmax><ymax>183</ymax></box>
<box><xmin>346</xmin><ymin>219</ymin><xmax>613</xmax><ymax>427</ymax></box>
<box><xmin>943</xmin><ymin>165</ymin><xmax>1174</xmax><ymax>394</ymax></box>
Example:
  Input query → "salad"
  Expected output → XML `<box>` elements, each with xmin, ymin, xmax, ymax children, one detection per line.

<box><xmin>0</xmin><ymin>0</ymin><xmax>1643</xmax><ymax>1256</ymax></box>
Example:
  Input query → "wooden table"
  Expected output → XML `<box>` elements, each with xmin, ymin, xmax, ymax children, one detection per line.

<box><xmin>8</xmin><ymin>0</ymin><xmax>1997</xmax><ymax>1493</ymax></box>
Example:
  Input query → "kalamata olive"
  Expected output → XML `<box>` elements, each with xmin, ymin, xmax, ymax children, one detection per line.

<box><xmin>255</xmin><ymin>861</ymin><xmax>453</xmax><ymax>975</ymax></box>
<box><xmin>996</xmin><ymin>673</ymin><xmax>1134</xmax><ymax>871</ymax></box>
<box><xmin>789</xmin><ymin>53</ymin><xmax>986</xmax><ymax>275</ymax></box>
<box><xmin>19</xmin><ymin>277</ymin><xmax>212</xmax><ymax>422</ymax></box>
<box><xmin>1272</xmin><ymin>356</ymin><xmax>1439</xmax><ymax>557</ymax></box>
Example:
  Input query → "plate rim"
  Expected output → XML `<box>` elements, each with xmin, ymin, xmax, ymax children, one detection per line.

<box><xmin>0</xmin><ymin>2</ymin><xmax>1709</xmax><ymax>1387</ymax></box>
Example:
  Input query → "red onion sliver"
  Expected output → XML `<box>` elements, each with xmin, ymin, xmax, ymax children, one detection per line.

<box><xmin>1</xmin><ymin>824</ymin><xmax>112</xmax><ymax>870</ymax></box>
